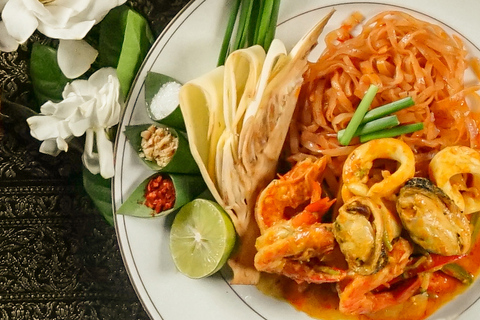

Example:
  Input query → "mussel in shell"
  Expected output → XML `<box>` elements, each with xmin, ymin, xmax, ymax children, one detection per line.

<box><xmin>334</xmin><ymin>196</ymin><xmax>388</xmax><ymax>275</ymax></box>
<box><xmin>396</xmin><ymin>177</ymin><xmax>471</xmax><ymax>256</ymax></box>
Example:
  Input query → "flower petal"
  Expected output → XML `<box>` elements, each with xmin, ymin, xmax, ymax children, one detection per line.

<box><xmin>58</xmin><ymin>39</ymin><xmax>98</xmax><ymax>79</ymax></box>
<box><xmin>69</xmin><ymin>0</ymin><xmax>127</xmax><ymax>22</ymax></box>
<box><xmin>98</xmin><ymin>78</ymin><xmax>121</xmax><ymax>126</ymax></box>
<box><xmin>37</xmin><ymin>19</ymin><xmax>95</xmax><ymax>40</ymax></box>
<box><xmin>68</xmin><ymin>100</ymin><xmax>96</xmax><ymax>136</ymax></box>
<box><xmin>82</xmin><ymin>128</ymin><xmax>100</xmax><ymax>175</ymax></box>
<box><xmin>89</xmin><ymin>68</ymin><xmax>118</xmax><ymax>89</ymax></box>
<box><xmin>46</xmin><ymin>96</ymin><xmax>82</xmax><ymax>118</ymax></box>
<box><xmin>82</xmin><ymin>128</ymin><xmax>115</xmax><ymax>178</ymax></box>
<box><xmin>57</xmin><ymin>120</ymin><xmax>73</xmax><ymax>140</ymax></box>
<box><xmin>39</xmin><ymin>100</ymin><xmax>60</xmax><ymax>115</ymax></box>
<box><xmin>27</xmin><ymin>115</ymin><xmax>60</xmax><ymax>140</ymax></box>
<box><xmin>54</xmin><ymin>0</ymin><xmax>89</xmax><ymax>13</ymax></box>
<box><xmin>56</xmin><ymin>136</ymin><xmax>69</xmax><ymax>152</ymax></box>
<box><xmin>0</xmin><ymin>0</ymin><xmax>8</xmax><ymax>11</ymax></box>
<box><xmin>38</xmin><ymin>5</ymin><xmax>75</xmax><ymax>27</ymax></box>
<box><xmin>95</xmin><ymin>128</ymin><xmax>114</xmax><ymax>178</ymax></box>
<box><xmin>39</xmin><ymin>139</ymin><xmax>62</xmax><ymax>156</ymax></box>
<box><xmin>0</xmin><ymin>21</ymin><xmax>19</xmax><ymax>52</ymax></box>
<box><xmin>2</xmin><ymin>0</ymin><xmax>38</xmax><ymax>43</ymax></box>
<box><xmin>21</xmin><ymin>0</ymin><xmax>51</xmax><ymax>16</ymax></box>
<box><xmin>63</xmin><ymin>79</ymin><xmax>92</xmax><ymax>98</ymax></box>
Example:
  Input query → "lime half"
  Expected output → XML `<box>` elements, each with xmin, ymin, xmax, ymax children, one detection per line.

<box><xmin>169</xmin><ymin>199</ymin><xmax>236</xmax><ymax>278</ymax></box>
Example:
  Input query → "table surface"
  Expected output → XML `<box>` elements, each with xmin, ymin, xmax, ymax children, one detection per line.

<box><xmin>0</xmin><ymin>0</ymin><xmax>190</xmax><ymax>319</ymax></box>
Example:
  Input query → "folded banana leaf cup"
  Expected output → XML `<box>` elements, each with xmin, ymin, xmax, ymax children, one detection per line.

<box><xmin>145</xmin><ymin>71</ymin><xmax>185</xmax><ymax>130</ymax></box>
<box><xmin>117</xmin><ymin>172</ymin><xmax>207</xmax><ymax>218</ymax></box>
<box><xmin>124</xmin><ymin>123</ymin><xmax>200</xmax><ymax>174</ymax></box>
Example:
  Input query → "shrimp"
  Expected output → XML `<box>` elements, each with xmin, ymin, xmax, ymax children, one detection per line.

<box><xmin>337</xmin><ymin>238</ymin><xmax>421</xmax><ymax>315</ymax></box>
<box><xmin>254</xmin><ymin>156</ymin><xmax>346</xmax><ymax>283</ymax></box>
<box><xmin>429</xmin><ymin>146</ymin><xmax>480</xmax><ymax>214</ymax></box>
<box><xmin>254</xmin><ymin>218</ymin><xmax>346</xmax><ymax>283</ymax></box>
<box><xmin>342</xmin><ymin>138</ymin><xmax>415</xmax><ymax>200</ymax></box>
<box><xmin>255</xmin><ymin>156</ymin><xmax>330</xmax><ymax>233</ymax></box>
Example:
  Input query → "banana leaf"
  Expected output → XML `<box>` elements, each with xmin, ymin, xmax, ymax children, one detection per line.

<box><xmin>116</xmin><ymin>172</ymin><xmax>206</xmax><ymax>218</ymax></box>
<box><xmin>144</xmin><ymin>71</ymin><xmax>185</xmax><ymax>130</ymax></box>
<box><xmin>124</xmin><ymin>124</ymin><xmax>199</xmax><ymax>174</ymax></box>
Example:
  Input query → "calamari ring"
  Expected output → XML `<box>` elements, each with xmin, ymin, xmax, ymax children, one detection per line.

<box><xmin>429</xmin><ymin>146</ymin><xmax>480</xmax><ymax>214</ymax></box>
<box><xmin>342</xmin><ymin>138</ymin><xmax>415</xmax><ymax>199</ymax></box>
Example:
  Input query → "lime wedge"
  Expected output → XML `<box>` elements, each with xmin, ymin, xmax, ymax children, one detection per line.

<box><xmin>169</xmin><ymin>199</ymin><xmax>236</xmax><ymax>278</ymax></box>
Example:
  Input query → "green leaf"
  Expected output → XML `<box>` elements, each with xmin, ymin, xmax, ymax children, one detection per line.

<box><xmin>117</xmin><ymin>173</ymin><xmax>207</xmax><ymax>218</ymax></box>
<box><xmin>29</xmin><ymin>43</ymin><xmax>70</xmax><ymax>110</ymax></box>
<box><xmin>98</xmin><ymin>5</ymin><xmax>154</xmax><ymax>97</ymax></box>
<box><xmin>97</xmin><ymin>6</ymin><xmax>129</xmax><ymax>68</ymax></box>
<box><xmin>83</xmin><ymin>167</ymin><xmax>114</xmax><ymax>225</ymax></box>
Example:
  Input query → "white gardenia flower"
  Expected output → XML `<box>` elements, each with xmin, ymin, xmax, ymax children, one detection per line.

<box><xmin>0</xmin><ymin>0</ymin><xmax>126</xmax><ymax>52</ymax></box>
<box><xmin>58</xmin><ymin>39</ymin><xmax>98</xmax><ymax>79</ymax></box>
<box><xmin>27</xmin><ymin>67</ymin><xmax>123</xmax><ymax>179</ymax></box>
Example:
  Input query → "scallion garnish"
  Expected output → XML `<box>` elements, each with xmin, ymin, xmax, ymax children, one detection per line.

<box><xmin>217</xmin><ymin>0</ymin><xmax>281</xmax><ymax>66</ymax></box>
<box><xmin>337</xmin><ymin>115</ymin><xmax>399</xmax><ymax>141</ymax></box>
<box><xmin>254</xmin><ymin>0</ymin><xmax>281</xmax><ymax>49</ymax></box>
<box><xmin>361</xmin><ymin>96</ymin><xmax>414</xmax><ymax>124</ymax></box>
<box><xmin>359</xmin><ymin>122</ymin><xmax>424</xmax><ymax>143</ymax></box>
<box><xmin>338</xmin><ymin>84</ymin><xmax>379</xmax><ymax>146</ymax></box>
<box><xmin>217</xmin><ymin>0</ymin><xmax>242</xmax><ymax>66</ymax></box>
<box><xmin>441</xmin><ymin>263</ymin><xmax>474</xmax><ymax>285</ymax></box>
<box><xmin>231</xmin><ymin>0</ymin><xmax>256</xmax><ymax>51</ymax></box>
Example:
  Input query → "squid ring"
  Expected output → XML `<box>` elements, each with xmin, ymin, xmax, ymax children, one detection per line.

<box><xmin>342</xmin><ymin>138</ymin><xmax>415</xmax><ymax>198</ymax></box>
<box><xmin>429</xmin><ymin>146</ymin><xmax>480</xmax><ymax>214</ymax></box>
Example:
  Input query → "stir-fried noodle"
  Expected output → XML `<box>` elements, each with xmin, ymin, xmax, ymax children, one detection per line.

<box><xmin>288</xmin><ymin>11</ymin><xmax>480</xmax><ymax>185</ymax></box>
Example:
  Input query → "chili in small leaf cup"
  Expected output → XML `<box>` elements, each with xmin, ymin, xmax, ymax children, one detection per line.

<box><xmin>117</xmin><ymin>172</ymin><xmax>207</xmax><ymax>218</ymax></box>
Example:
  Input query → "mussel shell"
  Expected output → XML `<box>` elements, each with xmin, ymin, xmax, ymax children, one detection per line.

<box><xmin>396</xmin><ymin>177</ymin><xmax>471</xmax><ymax>255</ymax></box>
<box><xmin>334</xmin><ymin>196</ymin><xmax>387</xmax><ymax>275</ymax></box>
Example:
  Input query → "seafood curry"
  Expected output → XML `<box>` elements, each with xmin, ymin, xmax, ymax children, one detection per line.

<box><xmin>255</xmin><ymin>11</ymin><xmax>480</xmax><ymax>320</ymax></box>
<box><xmin>179</xmin><ymin>8</ymin><xmax>480</xmax><ymax>320</ymax></box>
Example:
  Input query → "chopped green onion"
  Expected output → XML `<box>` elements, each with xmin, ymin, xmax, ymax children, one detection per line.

<box><xmin>338</xmin><ymin>115</ymin><xmax>399</xmax><ymax>141</ymax></box>
<box><xmin>338</xmin><ymin>84</ymin><xmax>379</xmax><ymax>146</ymax></box>
<box><xmin>253</xmin><ymin>0</ymin><xmax>267</xmax><ymax>46</ymax></box>
<box><xmin>441</xmin><ymin>263</ymin><xmax>474</xmax><ymax>285</ymax></box>
<box><xmin>383</xmin><ymin>231</ymin><xmax>393</xmax><ymax>252</ymax></box>
<box><xmin>217</xmin><ymin>0</ymin><xmax>281</xmax><ymax>66</ymax></box>
<box><xmin>471</xmin><ymin>212</ymin><xmax>480</xmax><ymax>242</ymax></box>
<box><xmin>217</xmin><ymin>0</ymin><xmax>242</xmax><ymax>66</ymax></box>
<box><xmin>232</xmin><ymin>0</ymin><xmax>256</xmax><ymax>51</ymax></box>
<box><xmin>359</xmin><ymin>122</ymin><xmax>424</xmax><ymax>143</ymax></box>
<box><xmin>361</xmin><ymin>96</ymin><xmax>414</xmax><ymax>124</ymax></box>
<box><xmin>253</xmin><ymin>0</ymin><xmax>280</xmax><ymax>50</ymax></box>
<box><xmin>262</xmin><ymin>0</ymin><xmax>281</xmax><ymax>51</ymax></box>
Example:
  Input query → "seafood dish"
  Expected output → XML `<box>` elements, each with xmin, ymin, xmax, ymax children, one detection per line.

<box><xmin>178</xmin><ymin>9</ymin><xmax>480</xmax><ymax>320</ymax></box>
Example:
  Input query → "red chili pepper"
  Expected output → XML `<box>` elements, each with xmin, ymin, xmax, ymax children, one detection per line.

<box><xmin>304</xmin><ymin>181</ymin><xmax>336</xmax><ymax>215</ymax></box>
<box><xmin>144</xmin><ymin>175</ymin><xmax>176</xmax><ymax>214</ymax></box>
<box><xmin>403</xmin><ymin>253</ymin><xmax>466</xmax><ymax>279</ymax></box>
<box><xmin>305</xmin><ymin>197</ymin><xmax>336</xmax><ymax>214</ymax></box>
<box><xmin>391</xmin><ymin>276</ymin><xmax>422</xmax><ymax>301</ymax></box>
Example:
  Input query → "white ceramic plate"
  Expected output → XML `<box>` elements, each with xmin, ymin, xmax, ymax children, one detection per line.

<box><xmin>113</xmin><ymin>1</ymin><xmax>480</xmax><ymax>319</ymax></box>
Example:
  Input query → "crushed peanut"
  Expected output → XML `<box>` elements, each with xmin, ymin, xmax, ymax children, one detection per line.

<box><xmin>139</xmin><ymin>125</ymin><xmax>178</xmax><ymax>168</ymax></box>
